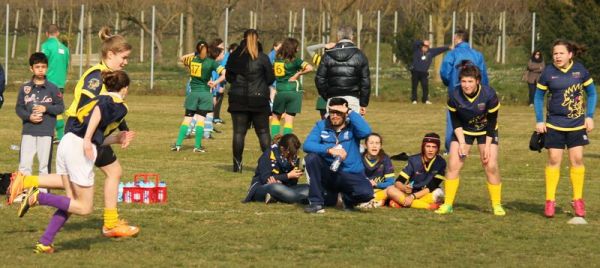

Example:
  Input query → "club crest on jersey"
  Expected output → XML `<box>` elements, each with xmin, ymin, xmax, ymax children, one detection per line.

<box><xmin>88</xmin><ymin>78</ymin><xmax>101</xmax><ymax>91</ymax></box>
<box><xmin>23</xmin><ymin>86</ymin><xmax>31</xmax><ymax>94</ymax></box>
<box><xmin>477</xmin><ymin>103</ymin><xmax>486</xmax><ymax>111</ymax></box>
<box><xmin>572</xmin><ymin>72</ymin><xmax>581</xmax><ymax>79</ymax></box>
<box><xmin>344</xmin><ymin>131</ymin><xmax>350</xmax><ymax>140</ymax></box>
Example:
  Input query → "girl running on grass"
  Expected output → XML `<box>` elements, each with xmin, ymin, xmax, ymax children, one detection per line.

<box><xmin>534</xmin><ymin>40</ymin><xmax>596</xmax><ymax>218</ymax></box>
<box><xmin>16</xmin><ymin>70</ymin><xmax>134</xmax><ymax>254</ymax></box>
<box><xmin>172</xmin><ymin>40</ymin><xmax>226</xmax><ymax>152</ymax></box>
<box><xmin>8</xmin><ymin>27</ymin><xmax>138</xmax><ymax>239</ymax></box>
<box><xmin>270</xmin><ymin>38</ymin><xmax>313</xmax><ymax>137</ymax></box>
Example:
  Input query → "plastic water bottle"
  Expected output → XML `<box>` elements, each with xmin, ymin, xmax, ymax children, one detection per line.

<box><xmin>330</xmin><ymin>144</ymin><xmax>343</xmax><ymax>172</ymax></box>
<box><xmin>117</xmin><ymin>182</ymin><xmax>124</xmax><ymax>203</ymax></box>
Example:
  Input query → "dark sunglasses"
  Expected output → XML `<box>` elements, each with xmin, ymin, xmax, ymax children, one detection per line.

<box><xmin>329</xmin><ymin>110</ymin><xmax>345</xmax><ymax>116</ymax></box>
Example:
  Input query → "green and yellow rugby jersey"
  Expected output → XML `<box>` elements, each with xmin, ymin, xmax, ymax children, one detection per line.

<box><xmin>183</xmin><ymin>55</ymin><xmax>224</xmax><ymax>93</ymax></box>
<box><xmin>274</xmin><ymin>57</ymin><xmax>308</xmax><ymax>92</ymax></box>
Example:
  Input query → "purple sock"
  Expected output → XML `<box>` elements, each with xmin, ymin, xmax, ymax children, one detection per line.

<box><xmin>38</xmin><ymin>193</ymin><xmax>71</xmax><ymax>211</ymax></box>
<box><xmin>39</xmin><ymin>209</ymin><xmax>70</xmax><ymax>246</ymax></box>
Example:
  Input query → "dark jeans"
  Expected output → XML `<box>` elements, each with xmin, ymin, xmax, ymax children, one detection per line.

<box><xmin>231</xmin><ymin>111</ymin><xmax>271</xmax><ymax>172</ymax></box>
<box><xmin>411</xmin><ymin>70</ymin><xmax>429</xmax><ymax>102</ymax></box>
<box><xmin>253</xmin><ymin>184</ymin><xmax>309</xmax><ymax>204</ymax></box>
<box><xmin>304</xmin><ymin>153</ymin><xmax>373</xmax><ymax>207</ymax></box>
<box><xmin>528</xmin><ymin>83</ymin><xmax>536</xmax><ymax>105</ymax></box>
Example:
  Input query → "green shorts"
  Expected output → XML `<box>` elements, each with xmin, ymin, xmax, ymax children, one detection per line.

<box><xmin>273</xmin><ymin>91</ymin><xmax>303</xmax><ymax>115</ymax></box>
<box><xmin>185</xmin><ymin>91</ymin><xmax>213</xmax><ymax>112</ymax></box>
<box><xmin>316</xmin><ymin>96</ymin><xmax>327</xmax><ymax>110</ymax></box>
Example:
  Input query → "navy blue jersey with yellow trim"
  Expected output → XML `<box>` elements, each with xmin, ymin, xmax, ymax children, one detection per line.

<box><xmin>68</xmin><ymin>93</ymin><xmax>128</xmax><ymax>146</ymax></box>
<box><xmin>447</xmin><ymin>84</ymin><xmax>500</xmax><ymax>136</ymax></box>
<box><xmin>537</xmin><ymin>62</ymin><xmax>593</xmax><ymax>131</ymax></box>
<box><xmin>397</xmin><ymin>154</ymin><xmax>446</xmax><ymax>192</ymax></box>
<box><xmin>363</xmin><ymin>154</ymin><xmax>395</xmax><ymax>189</ymax></box>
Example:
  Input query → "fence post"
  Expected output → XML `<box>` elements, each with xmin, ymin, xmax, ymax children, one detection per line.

<box><xmin>224</xmin><ymin>7</ymin><xmax>229</xmax><ymax>48</ymax></box>
<box><xmin>502</xmin><ymin>11</ymin><xmax>506</xmax><ymax>64</ymax></box>
<box><xmin>11</xmin><ymin>9</ymin><xmax>18</xmax><ymax>59</ymax></box>
<box><xmin>36</xmin><ymin>8</ymin><xmax>44</xmax><ymax>52</ymax></box>
<box><xmin>78</xmin><ymin>4</ymin><xmax>84</xmax><ymax>77</ymax></box>
<box><xmin>140</xmin><ymin>10</ymin><xmax>144</xmax><ymax>63</ymax></box>
<box><xmin>178</xmin><ymin>13</ymin><xmax>183</xmax><ymax>58</ymax></box>
<box><xmin>531</xmin><ymin>12</ymin><xmax>536</xmax><ymax>53</ymax></box>
<box><xmin>150</xmin><ymin>5</ymin><xmax>155</xmax><ymax>90</ymax></box>
<box><xmin>451</xmin><ymin>11</ymin><xmax>456</xmax><ymax>47</ymax></box>
<box><xmin>376</xmin><ymin>10</ymin><xmax>381</xmax><ymax>97</ymax></box>
<box><xmin>4</xmin><ymin>4</ymin><xmax>8</xmax><ymax>86</ymax></box>
<box><xmin>300</xmin><ymin>8</ymin><xmax>305</xmax><ymax>84</ymax></box>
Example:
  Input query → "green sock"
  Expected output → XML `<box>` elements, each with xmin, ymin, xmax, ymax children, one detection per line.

<box><xmin>176</xmin><ymin>124</ymin><xmax>189</xmax><ymax>146</ymax></box>
<box><xmin>55</xmin><ymin>115</ymin><xmax>64</xmax><ymax>140</ymax></box>
<box><xmin>283</xmin><ymin>123</ymin><xmax>293</xmax><ymax>134</ymax></box>
<box><xmin>195</xmin><ymin>124</ymin><xmax>204</xmax><ymax>148</ymax></box>
<box><xmin>271</xmin><ymin>119</ymin><xmax>281</xmax><ymax>137</ymax></box>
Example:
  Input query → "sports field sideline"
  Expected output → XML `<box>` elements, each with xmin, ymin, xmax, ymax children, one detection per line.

<box><xmin>1</xmin><ymin>92</ymin><xmax>599</xmax><ymax>266</ymax></box>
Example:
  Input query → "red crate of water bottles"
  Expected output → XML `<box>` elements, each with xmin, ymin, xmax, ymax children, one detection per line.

<box><xmin>122</xmin><ymin>173</ymin><xmax>168</xmax><ymax>204</ymax></box>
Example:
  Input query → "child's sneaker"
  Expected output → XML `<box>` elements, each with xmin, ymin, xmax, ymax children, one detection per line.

<box><xmin>170</xmin><ymin>145</ymin><xmax>181</xmax><ymax>152</ymax></box>
<box><xmin>545</xmin><ymin>200</ymin><xmax>556</xmax><ymax>218</ymax></box>
<box><xmin>428</xmin><ymin>203</ymin><xmax>441</xmax><ymax>210</ymax></box>
<box><xmin>435</xmin><ymin>204</ymin><xmax>454</xmax><ymax>215</ymax></box>
<box><xmin>493</xmin><ymin>204</ymin><xmax>506</xmax><ymax>216</ymax></box>
<box><xmin>304</xmin><ymin>204</ymin><xmax>325</xmax><ymax>214</ymax></box>
<box><xmin>193</xmin><ymin>147</ymin><xmax>206</xmax><ymax>153</ymax></box>
<box><xmin>102</xmin><ymin>219</ymin><xmax>140</xmax><ymax>238</ymax></box>
<box><xmin>18</xmin><ymin>187</ymin><xmax>40</xmax><ymax>217</ymax></box>
<box><xmin>572</xmin><ymin>199</ymin><xmax>585</xmax><ymax>217</ymax></box>
<box><xmin>34</xmin><ymin>242</ymin><xmax>55</xmax><ymax>254</ymax></box>
<box><xmin>7</xmin><ymin>171</ymin><xmax>25</xmax><ymax>205</ymax></box>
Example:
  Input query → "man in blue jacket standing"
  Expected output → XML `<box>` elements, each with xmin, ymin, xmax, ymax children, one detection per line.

<box><xmin>303</xmin><ymin>97</ymin><xmax>373</xmax><ymax>213</ymax></box>
<box><xmin>440</xmin><ymin>29</ymin><xmax>489</xmax><ymax>153</ymax></box>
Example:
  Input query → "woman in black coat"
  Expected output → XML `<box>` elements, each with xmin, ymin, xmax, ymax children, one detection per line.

<box><xmin>226</xmin><ymin>29</ymin><xmax>275</xmax><ymax>172</ymax></box>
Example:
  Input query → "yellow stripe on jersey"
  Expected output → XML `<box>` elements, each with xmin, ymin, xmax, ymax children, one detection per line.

<box><xmin>583</xmin><ymin>78</ymin><xmax>594</xmax><ymax>87</ymax></box>
<box><xmin>270</xmin><ymin>151</ymin><xmax>276</xmax><ymax>160</ymax></box>
<box><xmin>312</xmin><ymin>54</ymin><xmax>321</xmax><ymax>65</ymax></box>
<box><xmin>399</xmin><ymin>171</ymin><xmax>410</xmax><ymax>180</ymax></box>
<box><xmin>545</xmin><ymin>123</ymin><xmax>586</xmax><ymax>131</ymax></box>
<box><xmin>384</xmin><ymin>173</ymin><xmax>395</xmax><ymax>178</ymax></box>
<box><xmin>272</xmin><ymin>169</ymin><xmax>280</xmax><ymax>174</ymax></box>
<box><xmin>488</xmin><ymin>103</ymin><xmax>500</xmax><ymax>113</ymax></box>
<box><xmin>75</xmin><ymin>100</ymin><xmax>99</xmax><ymax>123</ymax></box>
<box><xmin>463</xmin><ymin>130</ymin><xmax>486</xmax><ymax>136</ymax></box>
<box><xmin>447</xmin><ymin>104</ymin><xmax>457</xmax><ymax>112</ymax></box>
<box><xmin>66</xmin><ymin>63</ymin><xmax>110</xmax><ymax>117</ymax></box>
<box><xmin>434</xmin><ymin>174</ymin><xmax>447</xmax><ymax>181</ymax></box>
<box><xmin>104</xmin><ymin>121</ymin><xmax>121</xmax><ymax>136</ymax></box>
<box><xmin>216</xmin><ymin>65</ymin><xmax>225</xmax><ymax>75</ymax></box>
<box><xmin>537</xmin><ymin>83</ymin><xmax>548</xmax><ymax>90</ymax></box>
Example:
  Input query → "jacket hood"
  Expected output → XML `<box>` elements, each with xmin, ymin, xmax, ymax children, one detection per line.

<box><xmin>326</xmin><ymin>40</ymin><xmax>359</xmax><ymax>62</ymax></box>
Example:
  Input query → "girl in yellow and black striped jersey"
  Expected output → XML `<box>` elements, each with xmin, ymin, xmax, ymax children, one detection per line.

<box><xmin>534</xmin><ymin>40</ymin><xmax>597</xmax><ymax>218</ymax></box>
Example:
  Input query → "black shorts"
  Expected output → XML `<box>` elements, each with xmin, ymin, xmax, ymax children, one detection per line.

<box><xmin>184</xmin><ymin>109</ymin><xmax>209</xmax><ymax>117</ymax></box>
<box><xmin>544</xmin><ymin>128</ymin><xmax>589</xmax><ymax>149</ymax></box>
<box><xmin>452</xmin><ymin>131</ymin><xmax>499</xmax><ymax>145</ymax></box>
<box><xmin>94</xmin><ymin>145</ymin><xmax>118</xmax><ymax>167</ymax></box>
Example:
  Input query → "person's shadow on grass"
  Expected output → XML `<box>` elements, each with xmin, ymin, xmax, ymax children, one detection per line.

<box><xmin>504</xmin><ymin>200</ymin><xmax>556</xmax><ymax>217</ymax></box>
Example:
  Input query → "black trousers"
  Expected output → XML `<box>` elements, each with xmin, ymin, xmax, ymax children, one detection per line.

<box><xmin>411</xmin><ymin>70</ymin><xmax>429</xmax><ymax>102</ymax></box>
<box><xmin>214</xmin><ymin>92</ymin><xmax>225</xmax><ymax>119</ymax></box>
<box><xmin>230</xmin><ymin>111</ymin><xmax>271</xmax><ymax>172</ymax></box>
<box><xmin>528</xmin><ymin>83</ymin><xmax>536</xmax><ymax>105</ymax></box>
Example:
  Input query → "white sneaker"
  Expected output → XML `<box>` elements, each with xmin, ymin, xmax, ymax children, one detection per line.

<box><xmin>425</xmin><ymin>100</ymin><xmax>432</xmax><ymax>105</ymax></box>
<box><xmin>12</xmin><ymin>191</ymin><xmax>27</xmax><ymax>204</ymax></box>
<box><xmin>356</xmin><ymin>199</ymin><xmax>379</xmax><ymax>209</ymax></box>
<box><xmin>412</xmin><ymin>101</ymin><xmax>417</xmax><ymax>104</ymax></box>
<box><xmin>432</xmin><ymin>188</ymin><xmax>445</xmax><ymax>204</ymax></box>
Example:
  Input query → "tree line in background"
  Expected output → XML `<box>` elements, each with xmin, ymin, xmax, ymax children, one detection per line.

<box><xmin>1</xmin><ymin>0</ymin><xmax>598</xmax><ymax>79</ymax></box>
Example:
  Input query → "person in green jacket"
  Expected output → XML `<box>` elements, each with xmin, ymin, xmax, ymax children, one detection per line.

<box><xmin>41</xmin><ymin>24</ymin><xmax>70</xmax><ymax>141</ymax></box>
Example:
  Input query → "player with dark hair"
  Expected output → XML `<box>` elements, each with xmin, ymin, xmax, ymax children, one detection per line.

<box><xmin>15</xmin><ymin>70</ymin><xmax>134</xmax><ymax>254</ymax></box>
<box><xmin>435</xmin><ymin>62</ymin><xmax>505</xmax><ymax>216</ymax></box>
<box><xmin>361</xmin><ymin>133</ymin><xmax>395</xmax><ymax>207</ymax></box>
<box><xmin>172</xmin><ymin>40</ymin><xmax>225</xmax><ymax>152</ymax></box>
<box><xmin>386</xmin><ymin>133</ymin><xmax>445</xmax><ymax>210</ymax></box>
<box><xmin>243</xmin><ymin>133</ymin><xmax>308</xmax><ymax>204</ymax></box>
<box><xmin>534</xmin><ymin>39</ymin><xmax>597</xmax><ymax>218</ymax></box>
<box><xmin>271</xmin><ymin>38</ymin><xmax>313</xmax><ymax>137</ymax></box>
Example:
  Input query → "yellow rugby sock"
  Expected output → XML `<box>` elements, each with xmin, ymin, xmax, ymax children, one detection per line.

<box><xmin>570</xmin><ymin>166</ymin><xmax>585</xmax><ymax>200</ymax></box>
<box><xmin>410</xmin><ymin>199</ymin><xmax>431</xmax><ymax>209</ymax></box>
<box><xmin>545</xmin><ymin>166</ymin><xmax>560</xmax><ymax>201</ymax></box>
<box><xmin>487</xmin><ymin>182</ymin><xmax>502</xmax><ymax>206</ymax></box>
<box><xmin>271</xmin><ymin>118</ymin><xmax>281</xmax><ymax>137</ymax></box>
<box><xmin>283</xmin><ymin>123</ymin><xmax>293</xmax><ymax>134</ymax></box>
<box><xmin>443</xmin><ymin>178</ymin><xmax>460</xmax><ymax>206</ymax></box>
<box><xmin>23</xmin><ymin>175</ymin><xmax>39</xmax><ymax>188</ymax></box>
<box><xmin>103</xmin><ymin>208</ymin><xmax>119</xmax><ymax>229</ymax></box>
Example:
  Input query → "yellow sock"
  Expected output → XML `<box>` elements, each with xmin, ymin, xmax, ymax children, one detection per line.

<box><xmin>373</xmin><ymin>189</ymin><xmax>387</xmax><ymax>202</ymax></box>
<box><xmin>103</xmin><ymin>208</ymin><xmax>119</xmax><ymax>229</ymax></box>
<box><xmin>23</xmin><ymin>175</ymin><xmax>39</xmax><ymax>188</ymax></box>
<box><xmin>487</xmin><ymin>182</ymin><xmax>502</xmax><ymax>206</ymax></box>
<box><xmin>443</xmin><ymin>178</ymin><xmax>460</xmax><ymax>206</ymax></box>
<box><xmin>410</xmin><ymin>199</ymin><xmax>431</xmax><ymax>209</ymax></box>
<box><xmin>570</xmin><ymin>166</ymin><xmax>585</xmax><ymax>200</ymax></box>
<box><xmin>545</xmin><ymin>166</ymin><xmax>560</xmax><ymax>201</ymax></box>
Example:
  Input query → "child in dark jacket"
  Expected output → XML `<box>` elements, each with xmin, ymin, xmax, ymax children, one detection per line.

<box><xmin>244</xmin><ymin>134</ymin><xmax>308</xmax><ymax>204</ymax></box>
<box><xmin>15</xmin><ymin>53</ymin><xmax>64</xmax><ymax>177</ymax></box>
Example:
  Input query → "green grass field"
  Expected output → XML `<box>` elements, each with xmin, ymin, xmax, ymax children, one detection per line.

<box><xmin>1</xmin><ymin>92</ymin><xmax>599</xmax><ymax>266</ymax></box>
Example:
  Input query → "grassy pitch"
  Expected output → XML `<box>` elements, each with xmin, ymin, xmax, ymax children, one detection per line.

<box><xmin>1</xmin><ymin>92</ymin><xmax>599</xmax><ymax>266</ymax></box>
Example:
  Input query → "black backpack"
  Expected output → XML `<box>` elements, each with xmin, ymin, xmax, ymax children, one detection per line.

<box><xmin>0</xmin><ymin>173</ymin><xmax>11</xmax><ymax>195</ymax></box>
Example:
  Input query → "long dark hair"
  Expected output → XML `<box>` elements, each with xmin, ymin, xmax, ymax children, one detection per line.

<box><xmin>363</xmin><ymin>133</ymin><xmax>387</xmax><ymax>163</ymax></box>
<box><xmin>277</xmin><ymin>38</ymin><xmax>299</xmax><ymax>61</ymax></box>
<box><xmin>530</xmin><ymin>50</ymin><xmax>543</xmax><ymax>63</ymax></box>
<box><xmin>553</xmin><ymin>39</ymin><xmax>586</xmax><ymax>58</ymax></box>
<box><xmin>273</xmin><ymin>134</ymin><xmax>302</xmax><ymax>165</ymax></box>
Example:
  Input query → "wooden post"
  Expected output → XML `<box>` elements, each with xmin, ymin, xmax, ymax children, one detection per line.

<box><xmin>531</xmin><ymin>12</ymin><xmax>536</xmax><ymax>53</ymax></box>
<box><xmin>496</xmin><ymin>13</ymin><xmax>501</xmax><ymax>63</ymax></box>
<box><xmin>393</xmin><ymin>11</ymin><xmax>397</xmax><ymax>63</ymax></box>
<box><xmin>150</xmin><ymin>5</ymin><xmax>155</xmax><ymax>89</ymax></box>
<box><xmin>4</xmin><ymin>4</ymin><xmax>8</xmax><ymax>86</ymax></box>
<box><xmin>249</xmin><ymin>11</ymin><xmax>253</xmax><ymax>29</ymax></box>
<box><xmin>78</xmin><ymin>4</ymin><xmax>84</xmax><ymax>77</ymax></box>
<box><xmin>288</xmin><ymin>10</ymin><xmax>292</xmax><ymax>37</ymax></box>
<box><xmin>36</xmin><ymin>8</ymin><xmax>44</xmax><ymax>52</ymax></box>
<box><xmin>469</xmin><ymin>12</ymin><xmax>474</xmax><ymax>48</ymax></box>
<box><xmin>451</xmin><ymin>11</ymin><xmax>456</xmax><ymax>47</ymax></box>
<box><xmin>224</xmin><ymin>7</ymin><xmax>229</xmax><ymax>48</ymax></box>
<box><xmin>11</xmin><ymin>9</ymin><xmax>19</xmax><ymax>59</ymax></box>
<box><xmin>428</xmin><ymin>14</ymin><xmax>433</xmax><ymax>44</ymax></box>
<box><xmin>375</xmin><ymin>10</ymin><xmax>380</xmax><ymax>97</ymax></box>
<box><xmin>86</xmin><ymin>11</ymin><xmax>92</xmax><ymax>67</ymax></box>
<box><xmin>140</xmin><ymin>10</ymin><xmax>144</xmax><ymax>62</ymax></box>
<box><xmin>501</xmin><ymin>11</ymin><xmax>506</xmax><ymax>64</ymax></box>
<box><xmin>115</xmin><ymin>12</ymin><xmax>120</xmax><ymax>34</ymax></box>
<box><xmin>178</xmin><ymin>13</ymin><xmax>183</xmax><ymax>58</ymax></box>
<box><xmin>356</xmin><ymin>10</ymin><xmax>361</xmax><ymax>49</ymax></box>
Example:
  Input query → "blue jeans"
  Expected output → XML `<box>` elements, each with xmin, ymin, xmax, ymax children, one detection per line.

<box><xmin>254</xmin><ymin>184</ymin><xmax>309</xmax><ymax>204</ymax></box>
<box><xmin>304</xmin><ymin>153</ymin><xmax>373</xmax><ymax>207</ymax></box>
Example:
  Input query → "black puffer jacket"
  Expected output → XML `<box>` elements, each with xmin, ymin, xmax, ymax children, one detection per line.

<box><xmin>226</xmin><ymin>44</ymin><xmax>275</xmax><ymax>113</ymax></box>
<box><xmin>315</xmin><ymin>40</ymin><xmax>371</xmax><ymax>107</ymax></box>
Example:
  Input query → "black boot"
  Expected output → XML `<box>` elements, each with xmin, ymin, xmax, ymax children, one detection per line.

<box><xmin>233</xmin><ymin>158</ymin><xmax>243</xmax><ymax>173</ymax></box>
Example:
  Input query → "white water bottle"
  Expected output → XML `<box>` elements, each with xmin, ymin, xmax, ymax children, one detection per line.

<box><xmin>330</xmin><ymin>144</ymin><xmax>343</xmax><ymax>172</ymax></box>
